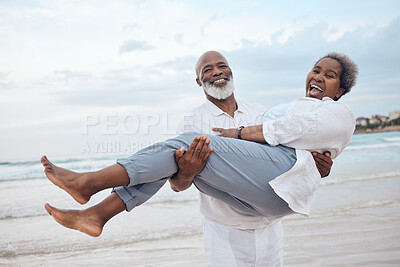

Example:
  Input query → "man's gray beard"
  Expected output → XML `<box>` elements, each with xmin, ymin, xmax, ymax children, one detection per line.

<box><xmin>203</xmin><ymin>79</ymin><xmax>235</xmax><ymax>100</ymax></box>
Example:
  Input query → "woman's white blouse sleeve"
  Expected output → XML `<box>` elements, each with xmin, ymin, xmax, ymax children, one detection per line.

<box><xmin>262</xmin><ymin>98</ymin><xmax>355</xmax><ymax>159</ymax></box>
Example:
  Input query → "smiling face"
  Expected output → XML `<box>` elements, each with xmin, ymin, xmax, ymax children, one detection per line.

<box><xmin>306</xmin><ymin>58</ymin><xmax>345</xmax><ymax>100</ymax></box>
<box><xmin>195</xmin><ymin>51</ymin><xmax>235</xmax><ymax>100</ymax></box>
<box><xmin>196</xmin><ymin>51</ymin><xmax>233</xmax><ymax>87</ymax></box>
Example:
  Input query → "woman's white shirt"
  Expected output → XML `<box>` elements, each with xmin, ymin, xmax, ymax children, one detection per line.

<box><xmin>262</xmin><ymin>97</ymin><xmax>356</xmax><ymax>215</ymax></box>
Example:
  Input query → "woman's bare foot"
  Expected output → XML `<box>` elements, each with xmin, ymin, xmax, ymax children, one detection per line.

<box><xmin>41</xmin><ymin>155</ymin><xmax>92</xmax><ymax>204</ymax></box>
<box><xmin>44</xmin><ymin>203</ymin><xmax>104</xmax><ymax>237</ymax></box>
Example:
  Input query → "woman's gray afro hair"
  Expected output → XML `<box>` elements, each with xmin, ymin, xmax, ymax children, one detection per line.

<box><xmin>316</xmin><ymin>52</ymin><xmax>359</xmax><ymax>98</ymax></box>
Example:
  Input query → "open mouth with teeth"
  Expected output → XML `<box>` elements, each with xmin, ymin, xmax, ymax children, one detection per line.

<box><xmin>211</xmin><ymin>77</ymin><xmax>229</xmax><ymax>86</ymax></box>
<box><xmin>309</xmin><ymin>84</ymin><xmax>324</xmax><ymax>95</ymax></box>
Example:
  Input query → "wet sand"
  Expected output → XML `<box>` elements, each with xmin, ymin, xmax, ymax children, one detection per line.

<box><xmin>1</xmin><ymin>175</ymin><xmax>399</xmax><ymax>266</ymax></box>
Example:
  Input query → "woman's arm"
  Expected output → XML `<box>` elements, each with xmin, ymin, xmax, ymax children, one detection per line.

<box><xmin>213</xmin><ymin>125</ymin><xmax>333</xmax><ymax>177</ymax></box>
<box><xmin>262</xmin><ymin>102</ymin><xmax>355</xmax><ymax>158</ymax></box>
<box><xmin>212</xmin><ymin>125</ymin><xmax>266</xmax><ymax>143</ymax></box>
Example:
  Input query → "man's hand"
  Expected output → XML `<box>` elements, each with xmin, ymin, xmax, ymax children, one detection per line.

<box><xmin>169</xmin><ymin>135</ymin><xmax>214</xmax><ymax>192</ymax></box>
<box><xmin>212</xmin><ymin>127</ymin><xmax>238</xmax><ymax>138</ymax></box>
<box><xmin>312</xmin><ymin>151</ymin><xmax>333</xmax><ymax>178</ymax></box>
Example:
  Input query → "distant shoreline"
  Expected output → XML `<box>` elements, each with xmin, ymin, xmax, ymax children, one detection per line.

<box><xmin>354</xmin><ymin>125</ymin><xmax>400</xmax><ymax>135</ymax></box>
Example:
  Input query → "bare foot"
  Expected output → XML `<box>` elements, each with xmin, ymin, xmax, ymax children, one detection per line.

<box><xmin>45</xmin><ymin>203</ymin><xmax>104</xmax><ymax>237</ymax></box>
<box><xmin>41</xmin><ymin>155</ymin><xmax>91</xmax><ymax>204</ymax></box>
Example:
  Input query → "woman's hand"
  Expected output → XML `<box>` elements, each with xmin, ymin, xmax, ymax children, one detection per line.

<box><xmin>212</xmin><ymin>127</ymin><xmax>238</xmax><ymax>138</ymax></box>
<box><xmin>312</xmin><ymin>151</ymin><xmax>333</xmax><ymax>178</ymax></box>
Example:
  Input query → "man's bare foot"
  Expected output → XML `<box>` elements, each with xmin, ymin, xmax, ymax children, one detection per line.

<box><xmin>41</xmin><ymin>155</ymin><xmax>92</xmax><ymax>204</ymax></box>
<box><xmin>44</xmin><ymin>203</ymin><xmax>104</xmax><ymax>237</ymax></box>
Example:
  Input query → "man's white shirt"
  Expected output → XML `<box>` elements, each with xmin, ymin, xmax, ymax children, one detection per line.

<box><xmin>177</xmin><ymin>99</ymin><xmax>274</xmax><ymax>229</ymax></box>
<box><xmin>175</xmin><ymin>96</ymin><xmax>355</xmax><ymax>266</ymax></box>
<box><xmin>178</xmin><ymin>97</ymin><xmax>355</xmax><ymax>220</ymax></box>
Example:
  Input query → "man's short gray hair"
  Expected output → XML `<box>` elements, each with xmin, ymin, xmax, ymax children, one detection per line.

<box><xmin>316</xmin><ymin>52</ymin><xmax>359</xmax><ymax>99</ymax></box>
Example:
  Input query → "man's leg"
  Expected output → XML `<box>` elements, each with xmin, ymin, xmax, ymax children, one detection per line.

<box><xmin>254</xmin><ymin>221</ymin><xmax>284</xmax><ymax>267</ymax></box>
<box><xmin>203</xmin><ymin>219</ymin><xmax>284</xmax><ymax>267</ymax></box>
<box><xmin>203</xmin><ymin>219</ymin><xmax>256</xmax><ymax>267</ymax></box>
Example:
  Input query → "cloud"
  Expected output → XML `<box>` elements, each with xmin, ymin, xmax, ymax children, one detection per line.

<box><xmin>27</xmin><ymin>15</ymin><xmax>400</xmax><ymax>119</ymax></box>
<box><xmin>174</xmin><ymin>34</ymin><xmax>183</xmax><ymax>44</ymax></box>
<box><xmin>0</xmin><ymin>72</ymin><xmax>14</xmax><ymax>90</ymax></box>
<box><xmin>220</xmin><ymin>17</ymin><xmax>400</xmax><ymax>113</ymax></box>
<box><xmin>122</xmin><ymin>23</ymin><xmax>140</xmax><ymax>31</ymax></box>
<box><xmin>56</xmin><ymin>77</ymin><xmax>199</xmax><ymax>108</ymax></box>
<box><xmin>50</xmin><ymin>62</ymin><xmax>198</xmax><ymax>107</ymax></box>
<box><xmin>119</xmin><ymin>40</ymin><xmax>154</xmax><ymax>54</ymax></box>
<box><xmin>155</xmin><ymin>56</ymin><xmax>197</xmax><ymax>72</ymax></box>
<box><xmin>47</xmin><ymin>16</ymin><xmax>400</xmax><ymax>118</ymax></box>
<box><xmin>200</xmin><ymin>13</ymin><xmax>218</xmax><ymax>39</ymax></box>
<box><xmin>53</xmin><ymin>70</ymin><xmax>92</xmax><ymax>83</ymax></box>
<box><xmin>0</xmin><ymin>72</ymin><xmax>8</xmax><ymax>80</ymax></box>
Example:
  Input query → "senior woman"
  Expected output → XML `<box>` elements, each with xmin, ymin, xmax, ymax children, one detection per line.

<box><xmin>42</xmin><ymin>52</ymin><xmax>358</xmax><ymax>237</ymax></box>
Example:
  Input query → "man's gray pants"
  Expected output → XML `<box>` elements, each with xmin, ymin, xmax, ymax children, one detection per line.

<box><xmin>114</xmin><ymin>133</ymin><xmax>296</xmax><ymax>219</ymax></box>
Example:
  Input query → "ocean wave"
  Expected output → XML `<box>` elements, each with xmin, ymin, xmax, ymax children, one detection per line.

<box><xmin>0</xmin><ymin>244</ymin><xmax>17</xmax><ymax>258</ymax></box>
<box><xmin>0</xmin><ymin>209</ymin><xmax>46</xmax><ymax>220</ymax></box>
<box><xmin>0</xmin><ymin>154</ymin><xmax>118</xmax><ymax>167</ymax></box>
<box><xmin>285</xmin><ymin>199</ymin><xmax>400</xmax><ymax>222</ymax></box>
<box><xmin>383</xmin><ymin>137</ymin><xmax>400</xmax><ymax>142</ymax></box>
<box><xmin>147</xmin><ymin>199</ymin><xmax>197</xmax><ymax>205</ymax></box>
<box><xmin>0</xmin><ymin>158</ymin><xmax>78</xmax><ymax>167</ymax></box>
<box><xmin>0</xmin><ymin>198</ymin><xmax>196</xmax><ymax>220</ymax></box>
<box><xmin>0</xmin><ymin>226</ymin><xmax>203</xmax><ymax>258</ymax></box>
<box><xmin>0</xmin><ymin>156</ymin><xmax>116</xmax><ymax>182</ymax></box>
<box><xmin>322</xmin><ymin>171</ymin><xmax>400</xmax><ymax>186</ymax></box>
<box><xmin>316</xmin><ymin>199</ymin><xmax>399</xmax><ymax>217</ymax></box>
<box><xmin>0</xmin><ymin>160</ymin><xmax>39</xmax><ymax>166</ymax></box>
<box><xmin>345</xmin><ymin>142</ymin><xmax>400</xmax><ymax>151</ymax></box>
<box><xmin>0</xmin><ymin>175</ymin><xmax>45</xmax><ymax>183</ymax></box>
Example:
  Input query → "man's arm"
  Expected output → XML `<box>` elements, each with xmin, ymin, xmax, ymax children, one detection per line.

<box><xmin>169</xmin><ymin>135</ymin><xmax>213</xmax><ymax>192</ymax></box>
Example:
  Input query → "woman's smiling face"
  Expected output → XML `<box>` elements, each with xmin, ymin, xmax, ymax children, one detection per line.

<box><xmin>306</xmin><ymin>58</ymin><xmax>345</xmax><ymax>100</ymax></box>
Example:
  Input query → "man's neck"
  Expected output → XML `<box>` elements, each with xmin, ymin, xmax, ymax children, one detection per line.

<box><xmin>206</xmin><ymin>94</ymin><xmax>238</xmax><ymax>117</ymax></box>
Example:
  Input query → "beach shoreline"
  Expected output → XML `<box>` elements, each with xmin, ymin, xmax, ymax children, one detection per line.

<box><xmin>354</xmin><ymin>126</ymin><xmax>400</xmax><ymax>134</ymax></box>
<box><xmin>1</xmin><ymin>131</ymin><xmax>400</xmax><ymax>266</ymax></box>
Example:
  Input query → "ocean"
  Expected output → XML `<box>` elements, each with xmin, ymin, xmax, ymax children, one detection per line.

<box><xmin>1</xmin><ymin>131</ymin><xmax>400</xmax><ymax>266</ymax></box>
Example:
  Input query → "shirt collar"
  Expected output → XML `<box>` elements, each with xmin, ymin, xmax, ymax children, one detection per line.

<box><xmin>205</xmin><ymin>99</ymin><xmax>245</xmax><ymax>117</ymax></box>
<box><xmin>300</xmin><ymin>96</ymin><xmax>334</xmax><ymax>102</ymax></box>
<box><xmin>322</xmin><ymin>96</ymin><xmax>334</xmax><ymax>102</ymax></box>
<box><xmin>236</xmin><ymin>100</ymin><xmax>246</xmax><ymax>113</ymax></box>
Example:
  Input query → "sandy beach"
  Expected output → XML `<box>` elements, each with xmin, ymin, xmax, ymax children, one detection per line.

<box><xmin>1</xmin><ymin>131</ymin><xmax>400</xmax><ymax>266</ymax></box>
<box><xmin>1</xmin><ymin>176</ymin><xmax>399</xmax><ymax>267</ymax></box>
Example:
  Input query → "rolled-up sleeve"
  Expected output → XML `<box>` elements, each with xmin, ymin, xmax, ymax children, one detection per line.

<box><xmin>262</xmin><ymin>99</ymin><xmax>355</xmax><ymax>159</ymax></box>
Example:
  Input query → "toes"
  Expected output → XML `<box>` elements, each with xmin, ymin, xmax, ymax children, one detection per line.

<box><xmin>44</xmin><ymin>166</ymin><xmax>54</xmax><ymax>174</ymax></box>
<box><xmin>41</xmin><ymin>156</ymin><xmax>54</xmax><ymax>173</ymax></box>
<box><xmin>44</xmin><ymin>203</ymin><xmax>53</xmax><ymax>215</ymax></box>
<box><xmin>41</xmin><ymin>155</ymin><xmax>51</xmax><ymax>166</ymax></box>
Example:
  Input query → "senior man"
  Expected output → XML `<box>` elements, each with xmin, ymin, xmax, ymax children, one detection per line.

<box><xmin>169</xmin><ymin>51</ymin><xmax>332</xmax><ymax>266</ymax></box>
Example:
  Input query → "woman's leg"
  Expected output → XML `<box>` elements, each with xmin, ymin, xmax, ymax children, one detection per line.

<box><xmin>43</xmin><ymin>133</ymin><xmax>296</xmax><ymax>236</ymax></box>
<box><xmin>44</xmin><ymin>192</ymin><xmax>125</xmax><ymax>237</ymax></box>
<box><xmin>41</xmin><ymin>156</ymin><xmax>129</xmax><ymax>204</ymax></box>
<box><xmin>41</xmin><ymin>136</ymin><xmax>187</xmax><ymax>236</ymax></box>
<box><xmin>193</xmin><ymin>136</ymin><xmax>297</xmax><ymax>218</ymax></box>
<box><xmin>115</xmin><ymin>133</ymin><xmax>296</xmax><ymax>218</ymax></box>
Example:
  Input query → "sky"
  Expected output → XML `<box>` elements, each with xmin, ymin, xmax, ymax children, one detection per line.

<box><xmin>1</xmin><ymin>0</ymin><xmax>399</xmax><ymax>161</ymax></box>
